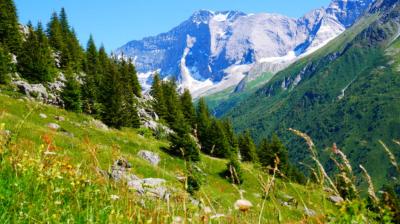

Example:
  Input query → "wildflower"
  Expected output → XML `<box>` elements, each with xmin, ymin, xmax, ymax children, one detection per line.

<box><xmin>110</xmin><ymin>194</ymin><xmax>120</xmax><ymax>201</ymax></box>
<box><xmin>234</xmin><ymin>199</ymin><xmax>253</xmax><ymax>212</ymax></box>
<box><xmin>44</xmin><ymin>151</ymin><xmax>57</xmax><ymax>156</ymax></box>
<box><xmin>203</xmin><ymin>206</ymin><xmax>212</xmax><ymax>214</ymax></box>
<box><xmin>172</xmin><ymin>216</ymin><xmax>183</xmax><ymax>224</ymax></box>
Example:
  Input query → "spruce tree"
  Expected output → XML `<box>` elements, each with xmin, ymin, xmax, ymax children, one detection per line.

<box><xmin>150</xmin><ymin>73</ymin><xmax>167</xmax><ymax>119</ymax></box>
<box><xmin>118</xmin><ymin>58</ymin><xmax>140</xmax><ymax>128</ymax></box>
<box><xmin>161</xmin><ymin>78</ymin><xmax>182</xmax><ymax>127</ymax></box>
<box><xmin>65</xmin><ymin>28</ymin><xmax>84</xmax><ymax>71</ymax></box>
<box><xmin>0</xmin><ymin>44</ymin><xmax>12</xmax><ymax>84</ymax></box>
<box><xmin>97</xmin><ymin>45</ymin><xmax>109</xmax><ymax>104</ymax></box>
<box><xmin>18</xmin><ymin>23</ymin><xmax>56</xmax><ymax>83</ymax></box>
<box><xmin>59</xmin><ymin>8</ymin><xmax>70</xmax><ymax>35</ymax></box>
<box><xmin>203</xmin><ymin>119</ymin><xmax>230</xmax><ymax>158</ymax></box>
<box><xmin>258</xmin><ymin>135</ymin><xmax>289</xmax><ymax>174</ymax></box>
<box><xmin>127</xmin><ymin>59</ymin><xmax>141</xmax><ymax>97</ymax></box>
<box><xmin>222</xmin><ymin>119</ymin><xmax>239</xmax><ymax>155</ymax></box>
<box><xmin>82</xmin><ymin>35</ymin><xmax>100</xmax><ymax>114</ymax></box>
<box><xmin>46</xmin><ymin>12</ymin><xmax>64</xmax><ymax>54</ymax></box>
<box><xmin>196</xmin><ymin>98</ymin><xmax>211</xmax><ymax>150</ymax></box>
<box><xmin>238</xmin><ymin>130</ymin><xmax>258</xmax><ymax>162</ymax></box>
<box><xmin>102</xmin><ymin>60</ymin><xmax>124</xmax><ymax>128</ymax></box>
<box><xmin>61</xmin><ymin>67</ymin><xmax>82</xmax><ymax>112</ymax></box>
<box><xmin>269</xmin><ymin>134</ymin><xmax>289</xmax><ymax>174</ymax></box>
<box><xmin>180</xmin><ymin>89</ymin><xmax>196</xmax><ymax>127</ymax></box>
<box><xmin>0</xmin><ymin>0</ymin><xmax>22</xmax><ymax>53</ymax></box>
<box><xmin>258</xmin><ymin>138</ymin><xmax>274</xmax><ymax>169</ymax></box>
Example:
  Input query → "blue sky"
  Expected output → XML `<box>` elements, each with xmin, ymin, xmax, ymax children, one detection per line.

<box><xmin>15</xmin><ymin>0</ymin><xmax>331</xmax><ymax>51</ymax></box>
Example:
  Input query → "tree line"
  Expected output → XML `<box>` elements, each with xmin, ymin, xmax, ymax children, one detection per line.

<box><xmin>0</xmin><ymin>0</ymin><xmax>141</xmax><ymax>129</ymax></box>
<box><xmin>150</xmin><ymin>74</ymin><xmax>305</xmax><ymax>190</ymax></box>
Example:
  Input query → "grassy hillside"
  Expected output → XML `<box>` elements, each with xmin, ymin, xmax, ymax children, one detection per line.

<box><xmin>203</xmin><ymin>72</ymin><xmax>274</xmax><ymax>117</ymax></box>
<box><xmin>224</xmin><ymin>4</ymin><xmax>400</xmax><ymax>189</ymax></box>
<box><xmin>0</xmin><ymin>92</ymin><xmax>336</xmax><ymax>223</ymax></box>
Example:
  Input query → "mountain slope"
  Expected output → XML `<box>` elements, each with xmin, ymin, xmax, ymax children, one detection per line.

<box><xmin>224</xmin><ymin>0</ymin><xmax>400</xmax><ymax>187</ymax></box>
<box><xmin>0</xmin><ymin>92</ymin><xmax>336</xmax><ymax>223</ymax></box>
<box><xmin>116</xmin><ymin>0</ymin><xmax>373</xmax><ymax>97</ymax></box>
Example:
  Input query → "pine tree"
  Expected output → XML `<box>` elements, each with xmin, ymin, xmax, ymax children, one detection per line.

<box><xmin>127</xmin><ymin>59</ymin><xmax>141</xmax><ymax>97</ymax></box>
<box><xmin>61</xmin><ymin>67</ymin><xmax>82</xmax><ymax>112</ymax></box>
<box><xmin>196</xmin><ymin>98</ymin><xmax>211</xmax><ymax>150</ymax></box>
<box><xmin>203</xmin><ymin>119</ymin><xmax>230</xmax><ymax>157</ymax></box>
<box><xmin>169</xmin><ymin>132</ymin><xmax>200</xmax><ymax>162</ymax></box>
<box><xmin>161</xmin><ymin>78</ymin><xmax>182</xmax><ymax>127</ymax></box>
<box><xmin>258</xmin><ymin>135</ymin><xmax>289</xmax><ymax>174</ymax></box>
<box><xmin>238</xmin><ymin>130</ymin><xmax>258</xmax><ymax>162</ymax></box>
<box><xmin>0</xmin><ymin>44</ymin><xmax>13</xmax><ymax>84</ymax></box>
<box><xmin>18</xmin><ymin>23</ymin><xmax>56</xmax><ymax>83</ymax></box>
<box><xmin>102</xmin><ymin>60</ymin><xmax>124</xmax><ymax>128</ymax></box>
<box><xmin>0</xmin><ymin>0</ymin><xmax>22</xmax><ymax>53</ymax></box>
<box><xmin>118</xmin><ymin>59</ymin><xmax>140</xmax><ymax>128</ymax></box>
<box><xmin>46</xmin><ymin>12</ymin><xmax>64</xmax><ymax>54</ymax></box>
<box><xmin>59</xmin><ymin>8</ymin><xmax>70</xmax><ymax>35</ymax></box>
<box><xmin>180</xmin><ymin>89</ymin><xmax>196</xmax><ymax>127</ymax></box>
<box><xmin>222</xmin><ymin>119</ymin><xmax>239</xmax><ymax>155</ymax></box>
<box><xmin>65</xmin><ymin>28</ymin><xmax>84</xmax><ymax>71</ymax></box>
<box><xmin>258</xmin><ymin>138</ymin><xmax>274</xmax><ymax>169</ymax></box>
<box><xmin>150</xmin><ymin>73</ymin><xmax>167</xmax><ymax>119</ymax></box>
<box><xmin>269</xmin><ymin>134</ymin><xmax>289</xmax><ymax>174</ymax></box>
<box><xmin>82</xmin><ymin>35</ymin><xmax>100</xmax><ymax>114</ymax></box>
<box><xmin>97</xmin><ymin>45</ymin><xmax>109</xmax><ymax>104</ymax></box>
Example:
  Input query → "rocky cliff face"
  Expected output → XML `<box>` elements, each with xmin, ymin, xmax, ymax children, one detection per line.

<box><xmin>116</xmin><ymin>0</ymin><xmax>374</xmax><ymax>97</ymax></box>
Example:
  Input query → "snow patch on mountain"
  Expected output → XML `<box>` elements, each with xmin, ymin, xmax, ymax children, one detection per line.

<box><xmin>117</xmin><ymin>0</ymin><xmax>374</xmax><ymax>97</ymax></box>
<box><xmin>180</xmin><ymin>35</ymin><xmax>214</xmax><ymax>93</ymax></box>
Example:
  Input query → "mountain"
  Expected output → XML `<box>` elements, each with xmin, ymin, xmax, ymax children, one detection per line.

<box><xmin>116</xmin><ymin>0</ymin><xmax>374</xmax><ymax>97</ymax></box>
<box><xmin>224</xmin><ymin>0</ymin><xmax>400</xmax><ymax>187</ymax></box>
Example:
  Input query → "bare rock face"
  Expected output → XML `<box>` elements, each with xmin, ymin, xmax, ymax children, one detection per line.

<box><xmin>137</xmin><ymin>150</ymin><xmax>161</xmax><ymax>166</ymax></box>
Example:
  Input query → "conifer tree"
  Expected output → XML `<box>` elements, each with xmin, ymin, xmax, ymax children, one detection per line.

<box><xmin>269</xmin><ymin>134</ymin><xmax>289</xmax><ymax>173</ymax></box>
<box><xmin>59</xmin><ymin>8</ymin><xmax>70</xmax><ymax>35</ymax></box>
<box><xmin>0</xmin><ymin>44</ymin><xmax>13</xmax><ymax>84</ymax></box>
<box><xmin>162</xmin><ymin>78</ymin><xmax>182</xmax><ymax>127</ymax></box>
<box><xmin>82</xmin><ymin>35</ymin><xmax>100</xmax><ymax>114</ymax></box>
<box><xmin>222</xmin><ymin>119</ymin><xmax>239</xmax><ymax>154</ymax></box>
<box><xmin>238</xmin><ymin>130</ymin><xmax>258</xmax><ymax>162</ymax></box>
<box><xmin>18</xmin><ymin>23</ymin><xmax>56</xmax><ymax>83</ymax></box>
<box><xmin>150</xmin><ymin>73</ymin><xmax>167</xmax><ymax>119</ymax></box>
<box><xmin>127</xmin><ymin>59</ymin><xmax>141</xmax><ymax>97</ymax></box>
<box><xmin>65</xmin><ymin>28</ymin><xmax>84</xmax><ymax>71</ymax></box>
<box><xmin>97</xmin><ymin>45</ymin><xmax>109</xmax><ymax>104</ymax></box>
<box><xmin>0</xmin><ymin>0</ymin><xmax>22</xmax><ymax>53</ymax></box>
<box><xmin>61</xmin><ymin>67</ymin><xmax>82</xmax><ymax>112</ymax></box>
<box><xmin>203</xmin><ymin>119</ymin><xmax>230</xmax><ymax>157</ymax></box>
<box><xmin>118</xmin><ymin>59</ymin><xmax>140</xmax><ymax>128</ymax></box>
<box><xmin>196</xmin><ymin>98</ymin><xmax>211</xmax><ymax>149</ymax></box>
<box><xmin>102</xmin><ymin>60</ymin><xmax>124</xmax><ymax>128</ymax></box>
<box><xmin>258</xmin><ymin>135</ymin><xmax>289</xmax><ymax>174</ymax></box>
<box><xmin>46</xmin><ymin>12</ymin><xmax>64</xmax><ymax>54</ymax></box>
<box><xmin>180</xmin><ymin>89</ymin><xmax>196</xmax><ymax>127</ymax></box>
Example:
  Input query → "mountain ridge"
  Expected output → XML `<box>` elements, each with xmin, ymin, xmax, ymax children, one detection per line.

<box><xmin>116</xmin><ymin>0</ymin><xmax>374</xmax><ymax>97</ymax></box>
